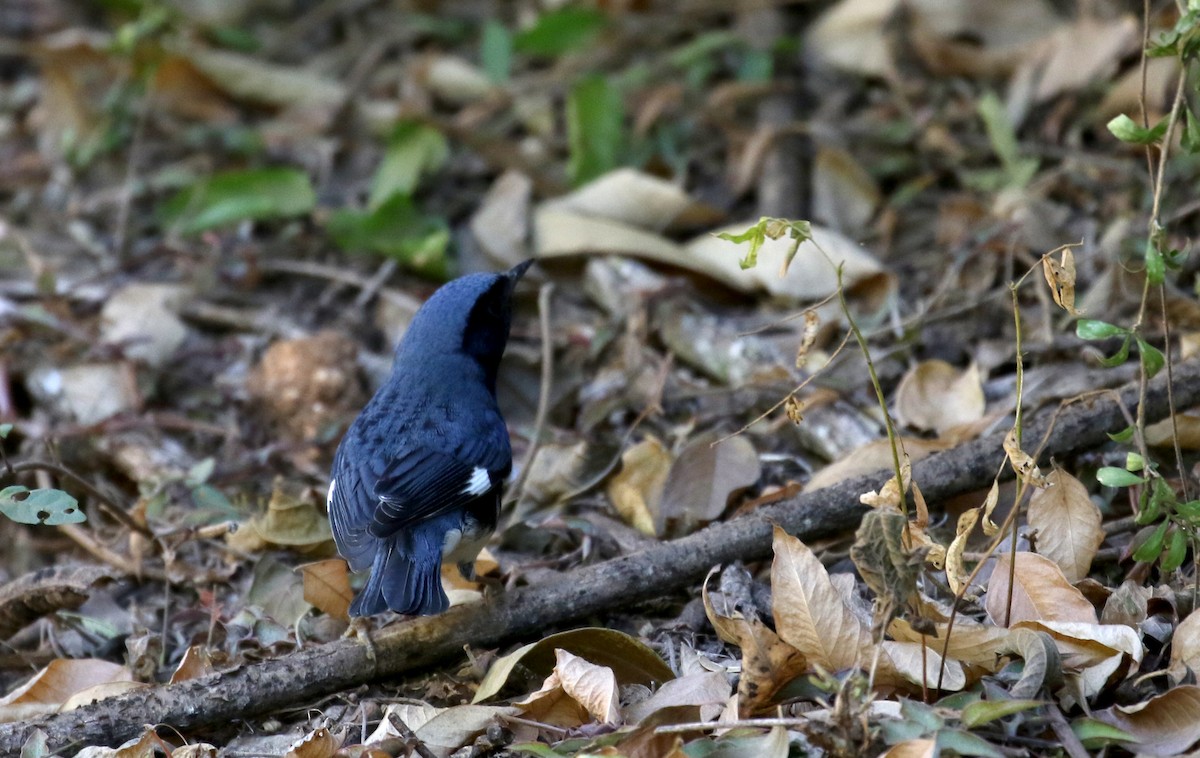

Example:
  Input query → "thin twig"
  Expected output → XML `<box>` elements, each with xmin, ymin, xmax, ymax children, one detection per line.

<box><xmin>507</xmin><ymin>282</ymin><xmax>554</xmax><ymax>503</ymax></box>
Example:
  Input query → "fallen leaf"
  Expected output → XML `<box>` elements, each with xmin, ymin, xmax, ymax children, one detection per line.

<box><xmin>1027</xmin><ymin>469</ymin><xmax>1103</xmax><ymax>582</ymax></box>
<box><xmin>607</xmin><ymin>436</ymin><xmax>671</xmax><ymax>536</ymax></box>
<box><xmin>894</xmin><ymin>360</ymin><xmax>985</xmax><ymax>436</ymax></box>
<box><xmin>771</xmin><ymin>526</ymin><xmax>872</xmax><ymax>671</ymax></box>
<box><xmin>1094</xmin><ymin>685</ymin><xmax>1200</xmax><ymax>756</ymax></box>
<box><xmin>659</xmin><ymin>434</ymin><xmax>760</xmax><ymax>537</ymax></box>
<box><xmin>298</xmin><ymin>559</ymin><xmax>352</xmax><ymax>622</ymax></box>
<box><xmin>985</xmin><ymin>552</ymin><xmax>1098</xmax><ymax>627</ymax></box>
<box><xmin>1169</xmin><ymin>609</ymin><xmax>1200</xmax><ymax>683</ymax></box>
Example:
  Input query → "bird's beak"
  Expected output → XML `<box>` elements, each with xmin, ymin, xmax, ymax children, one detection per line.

<box><xmin>506</xmin><ymin>259</ymin><xmax>534</xmax><ymax>283</ymax></box>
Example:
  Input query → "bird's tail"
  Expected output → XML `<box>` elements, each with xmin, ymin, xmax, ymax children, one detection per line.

<box><xmin>349</xmin><ymin>533</ymin><xmax>448</xmax><ymax>617</ymax></box>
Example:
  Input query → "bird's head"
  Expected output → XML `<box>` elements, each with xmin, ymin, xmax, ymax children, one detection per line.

<box><xmin>394</xmin><ymin>259</ymin><xmax>533</xmax><ymax>378</ymax></box>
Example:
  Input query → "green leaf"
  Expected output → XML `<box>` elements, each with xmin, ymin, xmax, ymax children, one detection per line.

<box><xmin>1076</xmin><ymin>319</ymin><xmax>1127</xmax><ymax>340</ymax></box>
<box><xmin>935</xmin><ymin>729</ymin><xmax>1006</xmax><ymax>758</ymax></box>
<box><xmin>1108</xmin><ymin>426</ymin><xmax>1135</xmax><ymax>443</ymax></box>
<box><xmin>327</xmin><ymin>194</ymin><xmax>450</xmax><ymax>278</ymax></box>
<box><xmin>1132</xmin><ymin>519</ymin><xmax>1170</xmax><ymax>563</ymax></box>
<box><xmin>1072</xmin><ymin>717</ymin><xmax>1136</xmax><ymax>749</ymax></box>
<box><xmin>1126</xmin><ymin>452</ymin><xmax>1145</xmax><ymax>472</ymax></box>
<box><xmin>1146</xmin><ymin>239</ymin><xmax>1166</xmax><ymax>285</ymax></box>
<box><xmin>1175</xmin><ymin>499</ymin><xmax>1200</xmax><ymax>523</ymax></box>
<box><xmin>161</xmin><ymin>167</ymin><xmax>315</xmax><ymax>234</ymax></box>
<box><xmin>566</xmin><ymin>75</ymin><xmax>624</xmax><ymax>185</ymax></box>
<box><xmin>0</xmin><ymin>486</ymin><xmax>85</xmax><ymax>525</ymax></box>
<box><xmin>368</xmin><ymin>122</ymin><xmax>449</xmax><ymax>211</ymax></box>
<box><xmin>1160</xmin><ymin>526</ymin><xmax>1189</xmax><ymax>572</ymax></box>
<box><xmin>1107</xmin><ymin>114</ymin><xmax>1169</xmax><ymax>145</ymax></box>
<box><xmin>1138</xmin><ymin>478</ymin><xmax>1174</xmax><ymax>525</ymax></box>
<box><xmin>480</xmin><ymin>21</ymin><xmax>513</xmax><ymax>83</ymax></box>
<box><xmin>1098</xmin><ymin>335</ymin><xmax>1132</xmax><ymax>368</ymax></box>
<box><xmin>514</xmin><ymin>7</ymin><xmax>607</xmax><ymax>57</ymax></box>
<box><xmin>977</xmin><ymin>91</ymin><xmax>1038</xmax><ymax>188</ymax></box>
<box><xmin>0</xmin><ymin>423</ymin><xmax>11</xmax><ymax>439</ymax></box>
<box><xmin>961</xmin><ymin>699</ymin><xmax>1043</xmax><ymax>729</ymax></box>
<box><xmin>1138</xmin><ymin>337</ymin><xmax>1165</xmax><ymax>379</ymax></box>
<box><xmin>715</xmin><ymin>219</ymin><xmax>769</xmax><ymax>269</ymax></box>
<box><xmin>737</xmin><ymin>48</ymin><xmax>773</xmax><ymax>82</ymax></box>
<box><xmin>1183</xmin><ymin>106</ymin><xmax>1200</xmax><ymax>154</ymax></box>
<box><xmin>1096</xmin><ymin>466</ymin><xmax>1145</xmax><ymax>488</ymax></box>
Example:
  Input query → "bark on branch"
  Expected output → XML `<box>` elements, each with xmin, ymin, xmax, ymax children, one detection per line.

<box><xmin>4</xmin><ymin>358</ymin><xmax>1199</xmax><ymax>753</ymax></box>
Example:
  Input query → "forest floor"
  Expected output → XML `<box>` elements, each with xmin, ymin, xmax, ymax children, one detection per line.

<box><xmin>2</xmin><ymin>1</ymin><xmax>1200</xmax><ymax>756</ymax></box>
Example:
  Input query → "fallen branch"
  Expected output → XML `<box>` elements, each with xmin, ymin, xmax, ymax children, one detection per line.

<box><xmin>4</xmin><ymin>358</ymin><xmax>1199</xmax><ymax>753</ymax></box>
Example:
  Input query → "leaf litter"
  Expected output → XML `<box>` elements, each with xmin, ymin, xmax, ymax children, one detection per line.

<box><xmin>2</xmin><ymin>0</ymin><xmax>1200</xmax><ymax>756</ymax></box>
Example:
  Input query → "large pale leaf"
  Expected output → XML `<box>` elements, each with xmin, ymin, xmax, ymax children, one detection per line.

<box><xmin>985</xmin><ymin>552</ymin><xmax>1098</xmax><ymax>627</ymax></box>
<box><xmin>1094</xmin><ymin>686</ymin><xmax>1200</xmax><ymax>756</ymax></box>
<box><xmin>894</xmin><ymin>360</ymin><xmax>985</xmax><ymax>436</ymax></box>
<box><xmin>771</xmin><ymin>526</ymin><xmax>872</xmax><ymax>670</ymax></box>
<box><xmin>1169</xmin><ymin>610</ymin><xmax>1200</xmax><ymax>683</ymax></box>
<box><xmin>1027</xmin><ymin>469</ymin><xmax>1104</xmax><ymax>582</ymax></box>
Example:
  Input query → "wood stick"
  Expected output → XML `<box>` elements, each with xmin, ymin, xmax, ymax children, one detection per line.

<box><xmin>3</xmin><ymin>358</ymin><xmax>1199</xmax><ymax>753</ymax></box>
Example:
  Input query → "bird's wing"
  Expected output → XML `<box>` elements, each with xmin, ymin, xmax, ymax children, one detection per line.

<box><xmin>327</xmin><ymin>444</ymin><xmax>391</xmax><ymax>571</ymax></box>
<box><xmin>372</xmin><ymin>441</ymin><xmax>508</xmax><ymax>534</ymax></box>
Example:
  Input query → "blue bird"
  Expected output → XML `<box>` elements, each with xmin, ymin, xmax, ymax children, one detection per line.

<box><xmin>327</xmin><ymin>260</ymin><xmax>532</xmax><ymax>616</ymax></box>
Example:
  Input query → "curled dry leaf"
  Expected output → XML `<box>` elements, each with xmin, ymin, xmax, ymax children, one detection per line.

<box><xmin>985</xmin><ymin>552</ymin><xmax>1098</xmax><ymax>628</ymax></box>
<box><xmin>859</xmin><ymin>452</ymin><xmax>911</xmax><ymax>509</ymax></box>
<box><xmin>894</xmin><ymin>360</ymin><xmax>985</xmax><ymax>437</ymax></box>
<box><xmin>474</xmin><ymin>627</ymin><xmax>673</xmax><ymax>704</ymax></box>
<box><xmin>1003</xmin><ymin>428</ymin><xmax>1047</xmax><ymax>487</ymax></box>
<box><xmin>1016</xmin><ymin>620</ymin><xmax>1142</xmax><ymax>700</ymax></box>
<box><xmin>1169</xmin><ymin>609</ymin><xmax>1200</xmax><ymax>683</ymax></box>
<box><xmin>516</xmin><ymin>649</ymin><xmax>620</xmax><ymax>726</ymax></box>
<box><xmin>1094</xmin><ymin>685</ymin><xmax>1200</xmax><ymax>757</ymax></box>
<box><xmin>702</xmin><ymin>575</ymin><xmax>808</xmax><ymax>715</ymax></box>
<box><xmin>944</xmin><ymin>508</ymin><xmax>979</xmax><ymax>596</ymax></box>
<box><xmin>1028</xmin><ymin>468</ymin><xmax>1103</xmax><ymax>582</ymax></box>
<box><xmin>170</xmin><ymin>646</ymin><xmax>216</xmax><ymax>684</ymax></box>
<box><xmin>1040</xmin><ymin>246</ymin><xmax>1082</xmax><ymax>316</ymax></box>
<box><xmin>284</xmin><ymin>727</ymin><xmax>338</xmax><ymax>758</ymax></box>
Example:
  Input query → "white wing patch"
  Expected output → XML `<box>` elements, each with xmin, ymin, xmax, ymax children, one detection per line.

<box><xmin>462</xmin><ymin>466</ymin><xmax>492</xmax><ymax>496</ymax></box>
<box><xmin>327</xmin><ymin>479</ymin><xmax>336</xmax><ymax>507</ymax></box>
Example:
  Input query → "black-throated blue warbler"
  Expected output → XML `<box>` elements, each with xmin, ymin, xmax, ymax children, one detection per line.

<box><xmin>328</xmin><ymin>260</ymin><xmax>532</xmax><ymax>616</ymax></box>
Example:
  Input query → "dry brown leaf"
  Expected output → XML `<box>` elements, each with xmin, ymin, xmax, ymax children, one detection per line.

<box><xmin>876</xmin><ymin>640</ymin><xmax>965</xmax><ymax>691</ymax></box>
<box><xmin>543</xmin><ymin>168</ymin><xmax>710</xmax><ymax>232</ymax></box>
<box><xmin>859</xmin><ymin>453</ymin><xmax>911</xmax><ymax>509</ymax></box>
<box><xmin>807</xmin><ymin>437</ymin><xmax>953</xmax><ymax>491</ymax></box>
<box><xmin>1094</xmin><ymin>685</ymin><xmax>1200</xmax><ymax>756</ymax></box>
<box><xmin>1028</xmin><ymin>469</ymin><xmax>1103</xmax><ymax>582</ymax></box>
<box><xmin>889</xmin><ymin>616</ymin><xmax>1013</xmax><ymax>670</ymax></box>
<box><xmin>985</xmin><ymin>552</ymin><xmax>1098</xmax><ymax>627</ymax></box>
<box><xmin>1145</xmin><ymin>412</ymin><xmax>1200</xmax><ymax>449</ymax></box>
<box><xmin>659</xmin><ymin>435</ymin><xmax>760</xmax><ymax>537</ymax></box>
<box><xmin>1016</xmin><ymin>620</ymin><xmax>1142</xmax><ymax>699</ymax></box>
<box><xmin>812</xmin><ymin>146</ymin><xmax>881</xmax><ymax>233</ymax></box>
<box><xmin>894</xmin><ymin>360</ymin><xmax>985</xmax><ymax>436</ymax></box>
<box><xmin>517</xmin><ymin>649</ymin><xmax>620</xmax><ymax>726</ymax></box>
<box><xmin>607</xmin><ymin>436</ymin><xmax>671</xmax><ymax>536</ymax></box>
<box><xmin>623</xmin><ymin>671</ymin><xmax>731</xmax><ymax>724</ymax></box>
<box><xmin>1040</xmin><ymin>247</ymin><xmax>1082</xmax><ymax>316</ymax></box>
<box><xmin>1003</xmin><ymin>428</ymin><xmax>1047</xmax><ymax>487</ymax></box>
<box><xmin>702</xmin><ymin>576</ymin><xmax>808</xmax><ymax>715</ymax></box>
<box><xmin>1169</xmin><ymin>610</ymin><xmax>1200</xmax><ymax>683</ymax></box>
<box><xmin>0</xmin><ymin>659</ymin><xmax>133</xmax><ymax>721</ymax></box>
<box><xmin>944</xmin><ymin>508</ymin><xmax>979</xmax><ymax>596</ymax></box>
<box><xmin>1010</xmin><ymin>16</ymin><xmax>1138</xmax><ymax>115</ymax></box>
<box><xmin>881</xmin><ymin>739</ymin><xmax>937</xmax><ymax>758</ymax></box>
<box><xmin>284</xmin><ymin>727</ymin><xmax>337</xmax><ymax>758</ymax></box>
<box><xmin>169</xmin><ymin>646</ymin><xmax>215</xmax><ymax>684</ymax></box>
<box><xmin>298</xmin><ymin>558</ymin><xmax>352</xmax><ymax>622</ymax></box>
<box><xmin>771</xmin><ymin>526</ymin><xmax>872</xmax><ymax>671</ymax></box>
